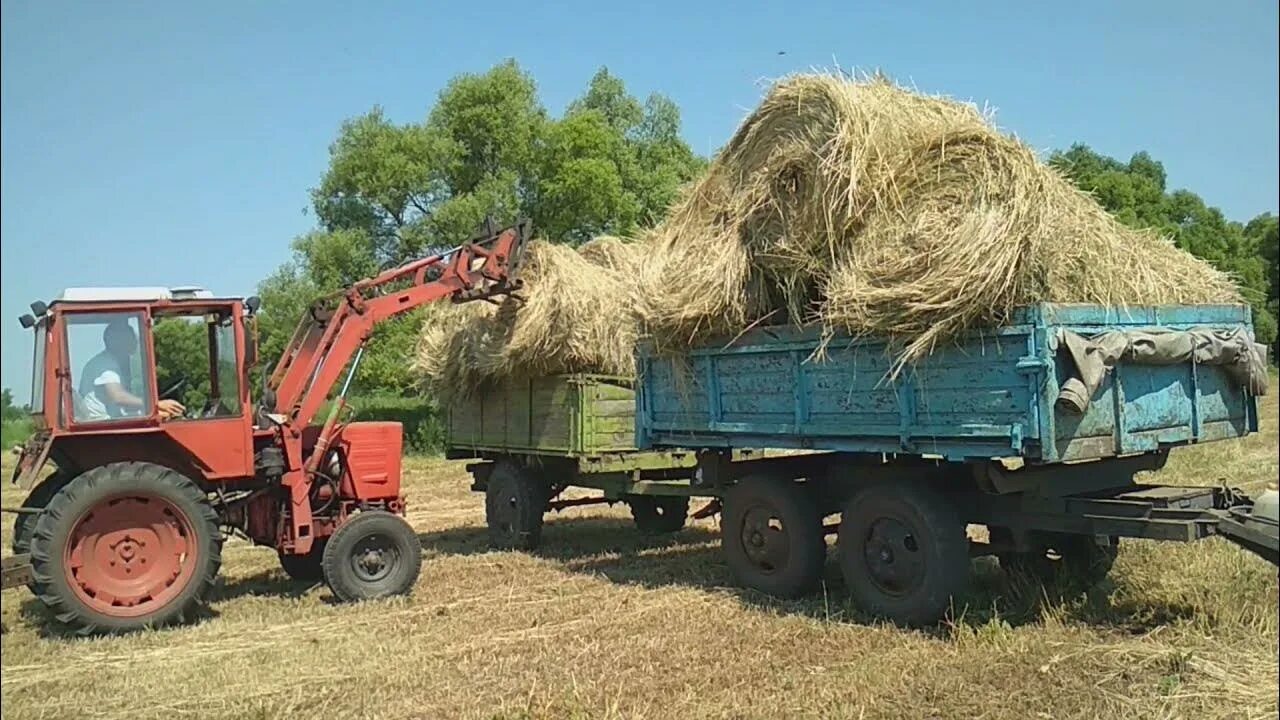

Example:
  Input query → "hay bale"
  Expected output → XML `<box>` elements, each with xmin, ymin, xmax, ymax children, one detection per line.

<box><xmin>578</xmin><ymin>235</ymin><xmax>646</xmax><ymax>274</ymax></box>
<box><xmin>635</xmin><ymin>73</ymin><xmax>1239</xmax><ymax>365</ymax></box>
<box><xmin>415</xmin><ymin>239</ymin><xmax>639</xmax><ymax>399</ymax></box>
<box><xmin>821</xmin><ymin>129</ymin><xmax>1238</xmax><ymax>365</ymax></box>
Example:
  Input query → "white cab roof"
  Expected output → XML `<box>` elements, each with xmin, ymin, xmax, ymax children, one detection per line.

<box><xmin>56</xmin><ymin>286</ymin><xmax>214</xmax><ymax>302</ymax></box>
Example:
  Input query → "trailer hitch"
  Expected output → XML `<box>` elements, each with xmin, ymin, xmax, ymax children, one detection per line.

<box><xmin>1210</xmin><ymin>490</ymin><xmax>1279</xmax><ymax>566</ymax></box>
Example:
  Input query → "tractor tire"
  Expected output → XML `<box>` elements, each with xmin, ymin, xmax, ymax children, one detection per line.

<box><xmin>277</xmin><ymin>540</ymin><xmax>328</xmax><ymax>582</ymax></box>
<box><xmin>721</xmin><ymin>475</ymin><xmax>826</xmax><ymax>599</ymax></box>
<box><xmin>28</xmin><ymin>462</ymin><xmax>223</xmax><ymax>635</ymax></box>
<box><xmin>12</xmin><ymin>470</ymin><xmax>70</xmax><ymax>556</ymax></box>
<box><xmin>627</xmin><ymin>495</ymin><xmax>689</xmax><ymax>535</ymax></box>
<box><xmin>321</xmin><ymin>511</ymin><xmax>422</xmax><ymax>603</ymax></box>
<box><xmin>837</xmin><ymin>481</ymin><xmax>970</xmax><ymax>627</ymax></box>
<box><xmin>485</xmin><ymin>461</ymin><xmax>547</xmax><ymax>551</ymax></box>
<box><xmin>997</xmin><ymin>531</ymin><xmax>1119</xmax><ymax>587</ymax></box>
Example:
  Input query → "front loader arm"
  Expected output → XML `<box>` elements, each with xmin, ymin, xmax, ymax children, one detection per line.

<box><xmin>269</xmin><ymin>219</ymin><xmax>529</xmax><ymax>428</ymax></box>
<box><xmin>264</xmin><ymin>218</ymin><xmax>529</xmax><ymax>555</ymax></box>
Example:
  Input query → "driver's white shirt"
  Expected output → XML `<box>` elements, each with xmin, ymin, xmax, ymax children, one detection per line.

<box><xmin>78</xmin><ymin>351</ymin><xmax>132</xmax><ymax>421</ymax></box>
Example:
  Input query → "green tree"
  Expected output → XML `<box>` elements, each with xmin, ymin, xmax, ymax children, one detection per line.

<box><xmin>1050</xmin><ymin>144</ymin><xmax>1277</xmax><ymax>348</ymax></box>
<box><xmin>1</xmin><ymin>388</ymin><xmax>26</xmax><ymax>422</ymax></box>
<box><xmin>152</xmin><ymin>318</ymin><xmax>214</xmax><ymax>410</ymax></box>
<box><xmin>258</xmin><ymin>60</ymin><xmax>703</xmax><ymax>397</ymax></box>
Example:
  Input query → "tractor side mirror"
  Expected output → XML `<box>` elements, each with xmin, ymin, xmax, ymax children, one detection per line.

<box><xmin>18</xmin><ymin>314</ymin><xmax>36</xmax><ymax>329</ymax></box>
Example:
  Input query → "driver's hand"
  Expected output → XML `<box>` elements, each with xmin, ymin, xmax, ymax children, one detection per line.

<box><xmin>157</xmin><ymin>399</ymin><xmax>186</xmax><ymax>420</ymax></box>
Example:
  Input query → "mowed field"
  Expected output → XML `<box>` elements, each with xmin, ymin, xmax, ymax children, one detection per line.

<box><xmin>1</xmin><ymin>390</ymin><xmax>1277</xmax><ymax>720</ymax></box>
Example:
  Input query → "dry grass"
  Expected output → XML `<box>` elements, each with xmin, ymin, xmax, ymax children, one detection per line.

<box><xmin>2</xmin><ymin>386</ymin><xmax>1276</xmax><ymax>720</ymax></box>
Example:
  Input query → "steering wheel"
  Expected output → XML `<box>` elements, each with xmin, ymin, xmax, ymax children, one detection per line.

<box><xmin>159</xmin><ymin>377</ymin><xmax>188</xmax><ymax>401</ymax></box>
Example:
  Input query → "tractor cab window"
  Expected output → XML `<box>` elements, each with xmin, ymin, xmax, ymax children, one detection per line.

<box><xmin>65</xmin><ymin>312</ymin><xmax>151</xmax><ymax>423</ymax></box>
<box><xmin>153</xmin><ymin>311</ymin><xmax>242</xmax><ymax>420</ymax></box>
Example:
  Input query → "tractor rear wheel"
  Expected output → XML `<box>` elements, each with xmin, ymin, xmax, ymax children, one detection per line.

<box><xmin>321</xmin><ymin>511</ymin><xmax>422</xmax><ymax>602</ymax></box>
<box><xmin>277</xmin><ymin>540</ymin><xmax>328</xmax><ymax>582</ymax></box>
<box><xmin>485</xmin><ymin>462</ymin><xmax>547</xmax><ymax>551</ymax></box>
<box><xmin>627</xmin><ymin>495</ymin><xmax>689</xmax><ymax>534</ymax></box>
<box><xmin>28</xmin><ymin>462</ymin><xmax>222</xmax><ymax>635</ymax></box>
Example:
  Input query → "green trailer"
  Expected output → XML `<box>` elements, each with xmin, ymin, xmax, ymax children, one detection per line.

<box><xmin>445</xmin><ymin>374</ymin><xmax>806</xmax><ymax>549</ymax></box>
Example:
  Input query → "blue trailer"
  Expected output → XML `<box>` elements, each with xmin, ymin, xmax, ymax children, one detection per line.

<box><xmin>630</xmin><ymin>303</ymin><xmax>1277</xmax><ymax>624</ymax></box>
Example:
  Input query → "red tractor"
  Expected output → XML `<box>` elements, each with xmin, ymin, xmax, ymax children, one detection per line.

<box><xmin>6</xmin><ymin>220</ymin><xmax>529</xmax><ymax>634</ymax></box>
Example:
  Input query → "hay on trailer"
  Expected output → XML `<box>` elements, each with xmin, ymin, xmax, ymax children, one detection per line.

<box><xmin>578</xmin><ymin>235</ymin><xmax>647</xmax><ymax>275</ymax></box>
<box><xmin>420</xmin><ymin>72</ymin><xmax>1241</xmax><ymax>393</ymax></box>
<box><xmin>415</xmin><ymin>239</ymin><xmax>640</xmax><ymax>399</ymax></box>
<box><xmin>820</xmin><ymin>129</ymin><xmax>1240</xmax><ymax>364</ymax></box>
<box><xmin>633</xmin><ymin>73</ymin><xmax>1239</xmax><ymax>366</ymax></box>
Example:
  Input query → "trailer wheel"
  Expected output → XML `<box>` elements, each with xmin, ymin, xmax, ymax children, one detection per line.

<box><xmin>627</xmin><ymin>495</ymin><xmax>689</xmax><ymax>534</ymax></box>
<box><xmin>12</xmin><ymin>470</ymin><xmax>70</xmax><ymax>556</ymax></box>
<box><xmin>322</xmin><ymin>511</ymin><xmax>422</xmax><ymax>602</ymax></box>
<box><xmin>28</xmin><ymin>462</ymin><xmax>223</xmax><ymax>635</ymax></box>
<box><xmin>485</xmin><ymin>462</ymin><xmax>547</xmax><ymax>551</ymax></box>
<box><xmin>998</xmin><ymin>531</ymin><xmax>1118</xmax><ymax>586</ymax></box>
<box><xmin>277</xmin><ymin>540</ymin><xmax>327</xmax><ymax>582</ymax></box>
<box><xmin>838</xmin><ymin>482</ymin><xmax>969</xmax><ymax>626</ymax></box>
<box><xmin>721</xmin><ymin>476</ymin><xmax>825</xmax><ymax>598</ymax></box>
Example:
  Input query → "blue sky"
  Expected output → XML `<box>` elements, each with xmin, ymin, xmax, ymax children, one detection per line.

<box><xmin>3</xmin><ymin>0</ymin><xmax>1277</xmax><ymax>400</ymax></box>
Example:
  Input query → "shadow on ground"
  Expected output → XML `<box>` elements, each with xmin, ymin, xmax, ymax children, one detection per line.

<box><xmin>416</xmin><ymin>515</ymin><xmax>1201</xmax><ymax>635</ymax></box>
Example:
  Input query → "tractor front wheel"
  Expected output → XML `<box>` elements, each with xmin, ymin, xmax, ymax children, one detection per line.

<box><xmin>28</xmin><ymin>462</ymin><xmax>223</xmax><ymax>635</ymax></box>
<box><xmin>321</xmin><ymin>511</ymin><xmax>422</xmax><ymax>602</ymax></box>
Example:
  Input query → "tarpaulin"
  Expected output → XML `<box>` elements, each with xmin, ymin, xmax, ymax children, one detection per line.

<box><xmin>1056</xmin><ymin>327</ymin><xmax>1269</xmax><ymax>414</ymax></box>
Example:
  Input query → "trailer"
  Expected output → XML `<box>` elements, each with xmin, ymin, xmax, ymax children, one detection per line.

<box><xmin>623</xmin><ymin>302</ymin><xmax>1277</xmax><ymax>624</ymax></box>
<box><xmin>447</xmin><ymin>374</ymin><xmax>807</xmax><ymax>548</ymax></box>
<box><xmin>448</xmin><ymin>304</ymin><xmax>1276</xmax><ymax>625</ymax></box>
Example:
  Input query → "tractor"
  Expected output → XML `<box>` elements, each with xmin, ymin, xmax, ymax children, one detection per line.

<box><xmin>5</xmin><ymin>219</ymin><xmax>529</xmax><ymax>634</ymax></box>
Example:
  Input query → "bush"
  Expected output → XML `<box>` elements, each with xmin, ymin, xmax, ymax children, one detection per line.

<box><xmin>2</xmin><ymin>417</ymin><xmax>33</xmax><ymax>450</ymax></box>
<box><xmin>342</xmin><ymin>395</ymin><xmax>444</xmax><ymax>455</ymax></box>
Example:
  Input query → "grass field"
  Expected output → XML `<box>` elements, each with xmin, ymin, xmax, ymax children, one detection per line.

<box><xmin>1</xmin><ymin>390</ymin><xmax>1276</xmax><ymax>720</ymax></box>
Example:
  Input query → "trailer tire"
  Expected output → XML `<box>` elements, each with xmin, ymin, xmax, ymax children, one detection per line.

<box><xmin>277</xmin><ymin>540</ymin><xmax>327</xmax><ymax>582</ymax></box>
<box><xmin>12</xmin><ymin>470</ymin><xmax>70</xmax><ymax>557</ymax></box>
<box><xmin>28</xmin><ymin>462</ymin><xmax>222</xmax><ymax>635</ymax></box>
<box><xmin>485</xmin><ymin>462</ymin><xmax>547</xmax><ymax>551</ymax></box>
<box><xmin>322</xmin><ymin>511</ymin><xmax>422</xmax><ymax>602</ymax></box>
<box><xmin>998</xmin><ymin>531</ymin><xmax>1118</xmax><ymax>587</ymax></box>
<box><xmin>838</xmin><ymin>481</ymin><xmax>969</xmax><ymax>626</ymax></box>
<box><xmin>628</xmin><ymin>495</ymin><xmax>689</xmax><ymax>534</ymax></box>
<box><xmin>721</xmin><ymin>476</ymin><xmax>825</xmax><ymax>599</ymax></box>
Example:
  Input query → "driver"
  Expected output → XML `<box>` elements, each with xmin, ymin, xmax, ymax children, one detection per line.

<box><xmin>79</xmin><ymin>319</ymin><xmax>185</xmax><ymax>421</ymax></box>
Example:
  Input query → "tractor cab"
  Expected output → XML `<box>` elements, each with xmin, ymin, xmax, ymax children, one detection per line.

<box><xmin>14</xmin><ymin>286</ymin><xmax>261</xmax><ymax>489</ymax></box>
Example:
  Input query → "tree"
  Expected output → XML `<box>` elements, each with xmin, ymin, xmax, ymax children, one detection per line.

<box><xmin>1050</xmin><ymin>144</ymin><xmax>1277</xmax><ymax>348</ymax></box>
<box><xmin>1</xmin><ymin>388</ymin><xmax>26</xmax><ymax>423</ymax></box>
<box><xmin>152</xmin><ymin>318</ymin><xmax>213</xmax><ymax>409</ymax></box>
<box><xmin>258</xmin><ymin>60</ymin><xmax>704</xmax><ymax>396</ymax></box>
